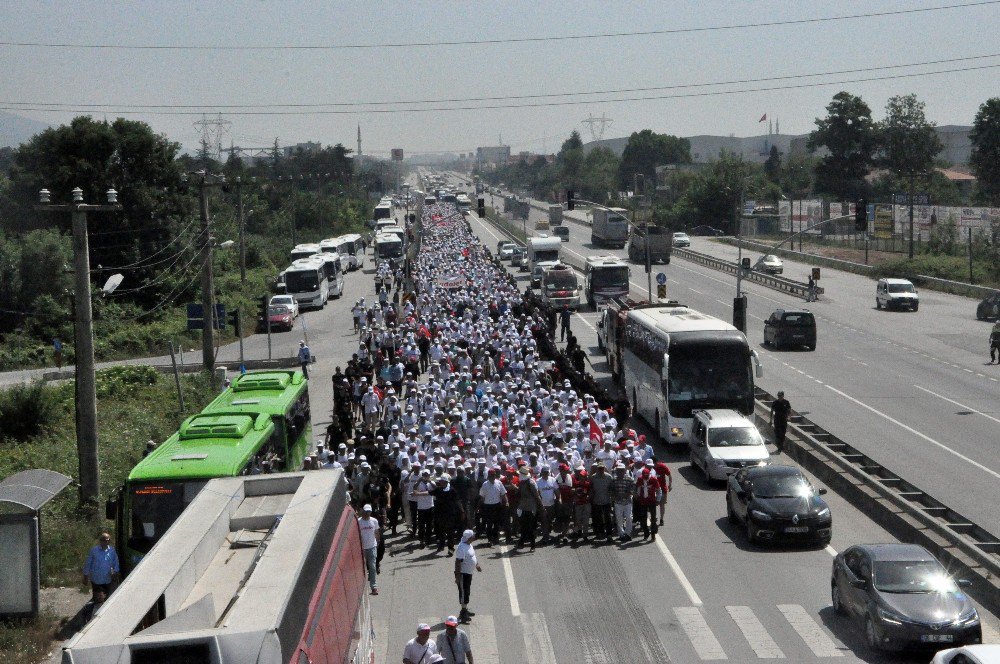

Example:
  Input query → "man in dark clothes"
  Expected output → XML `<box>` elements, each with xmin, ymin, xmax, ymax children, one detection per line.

<box><xmin>769</xmin><ymin>390</ymin><xmax>792</xmax><ymax>452</ymax></box>
<box><xmin>431</xmin><ymin>475</ymin><xmax>464</xmax><ymax>555</ymax></box>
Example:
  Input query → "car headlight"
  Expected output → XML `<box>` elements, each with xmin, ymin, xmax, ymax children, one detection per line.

<box><xmin>750</xmin><ymin>509</ymin><xmax>772</xmax><ymax>522</ymax></box>
<box><xmin>816</xmin><ymin>507</ymin><xmax>830</xmax><ymax>518</ymax></box>
<box><xmin>956</xmin><ymin>608</ymin><xmax>980</xmax><ymax>625</ymax></box>
<box><xmin>877</xmin><ymin>606</ymin><xmax>904</xmax><ymax>625</ymax></box>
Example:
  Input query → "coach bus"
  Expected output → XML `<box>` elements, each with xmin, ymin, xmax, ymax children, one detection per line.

<box><xmin>69</xmin><ymin>472</ymin><xmax>374</xmax><ymax>664</ymax></box>
<box><xmin>284</xmin><ymin>257</ymin><xmax>329</xmax><ymax>309</ymax></box>
<box><xmin>621</xmin><ymin>302</ymin><xmax>762</xmax><ymax>445</ymax></box>
<box><xmin>290</xmin><ymin>242</ymin><xmax>322</xmax><ymax>263</ymax></box>
<box><xmin>337</xmin><ymin>233</ymin><xmax>365</xmax><ymax>270</ymax></box>
<box><xmin>584</xmin><ymin>255</ymin><xmax>630</xmax><ymax>308</ymax></box>
<box><xmin>108</xmin><ymin>370</ymin><xmax>311</xmax><ymax>574</ymax></box>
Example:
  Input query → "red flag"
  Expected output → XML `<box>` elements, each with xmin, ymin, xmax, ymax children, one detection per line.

<box><xmin>758</xmin><ymin>113</ymin><xmax>767</xmax><ymax>122</ymax></box>
<box><xmin>500</xmin><ymin>415</ymin><xmax>509</xmax><ymax>440</ymax></box>
<box><xmin>373</xmin><ymin>385</ymin><xmax>384</xmax><ymax>400</ymax></box>
<box><xmin>418</xmin><ymin>325</ymin><xmax>431</xmax><ymax>338</ymax></box>
<box><xmin>589</xmin><ymin>417</ymin><xmax>603</xmax><ymax>444</ymax></box>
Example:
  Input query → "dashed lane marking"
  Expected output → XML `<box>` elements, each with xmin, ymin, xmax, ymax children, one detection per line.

<box><xmin>520</xmin><ymin>612</ymin><xmax>559</xmax><ymax>664</ymax></box>
<box><xmin>914</xmin><ymin>384</ymin><xmax>1000</xmax><ymax>426</ymax></box>
<box><xmin>726</xmin><ymin>606</ymin><xmax>785</xmax><ymax>658</ymax></box>
<box><xmin>825</xmin><ymin>384</ymin><xmax>1000</xmax><ymax>481</ymax></box>
<box><xmin>674</xmin><ymin>607</ymin><xmax>727</xmax><ymax>660</ymax></box>
<box><xmin>655</xmin><ymin>536</ymin><xmax>703</xmax><ymax>606</ymax></box>
<box><xmin>498</xmin><ymin>544</ymin><xmax>521</xmax><ymax>617</ymax></box>
<box><xmin>776</xmin><ymin>604</ymin><xmax>844</xmax><ymax>657</ymax></box>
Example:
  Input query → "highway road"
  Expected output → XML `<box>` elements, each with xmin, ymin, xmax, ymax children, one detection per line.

<box><xmin>473</xmin><ymin>180</ymin><xmax>1000</xmax><ymax>544</ymax></box>
<box><xmin>346</xmin><ymin>176</ymin><xmax>1000</xmax><ymax>662</ymax></box>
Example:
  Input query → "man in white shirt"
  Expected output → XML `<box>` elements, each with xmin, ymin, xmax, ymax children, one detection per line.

<box><xmin>477</xmin><ymin>468</ymin><xmax>506</xmax><ymax>545</ymax></box>
<box><xmin>534</xmin><ymin>466</ymin><xmax>560</xmax><ymax>544</ymax></box>
<box><xmin>357</xmin><ymin>504</ymin><xmax>380</xmax><ymax>595</ymax></box>
<box><xmin>402</xmin><ymin>624</ymin><xmax>437</xmax><ymax>664</ymax></box>
<box><xmin>454</xmin><ymin>530</ymin><xmax>482</xmax><ymax>624</ymax></box>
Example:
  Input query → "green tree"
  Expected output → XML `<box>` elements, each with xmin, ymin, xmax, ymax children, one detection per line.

<box><xmin>878</xmin><ymin>94</ymin><xmax>942</xmax><ymax>181</ymax></box>
<box><xmin>558</xmin><ymin>130</ymin><xmax>585</xmax><ymax>192</ymax></box>
<box><xmin>580</xmin><ymin>147</ymin><xmax>620</xmax><ymax>203</ymax></box>
<box><xmin>807</xmin><ymin>92</ymin><xmax>876</xmax><ymax>199</ymax></box>
<box><xmin>969</xmin><ymin>97</ymin><xmax>1000</xmax><ymax>205</ymax></box>
<box><xmin>764</xmin><ymin>145</ymin><xmax>782</xmax><ymax>183</ymax></box>
<box><xmin>618</xmin><ymin>129</ymin><xmax>691</xmax><ymax>190</ymax></box>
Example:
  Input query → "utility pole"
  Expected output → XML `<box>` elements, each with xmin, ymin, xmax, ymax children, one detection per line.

<box><xmin>198</xmin><ymin>174</ymin><xmax>216</xmax><ymax>372</ymax></box>
<box><xmin>235</xmin><ymin>176</ymin><xmax>246</xmax><ymax>368</ymax></box>
<box><xmin>37</xmin><ymin>187</ymin><xmax>121</xmax><ymax>507</ymax></box>
<box><xmin>908</xmin><ymin>172</ymin><xmax>916</xmax><ymax>260</ymax></box>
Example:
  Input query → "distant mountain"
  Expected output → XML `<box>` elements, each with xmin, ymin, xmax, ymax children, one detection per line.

<box><xmin>0</xmin><ymin>111</ymin><xmax>50</xmax><ymax>148</ymax></box>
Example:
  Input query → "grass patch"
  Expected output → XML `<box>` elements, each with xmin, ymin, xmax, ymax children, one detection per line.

<box><xmin>0</xmin><ymin>612</ymin><xmax>60</xmax><ymax>664</ymax></box>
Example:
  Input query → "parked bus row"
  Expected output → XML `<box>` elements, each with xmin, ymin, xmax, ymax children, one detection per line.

<box><xmin>280</xmin><ymin>234</ymin><xmax>364</xmax><ymax>311</ymax></box>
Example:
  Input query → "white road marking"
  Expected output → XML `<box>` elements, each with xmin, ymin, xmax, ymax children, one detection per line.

<box><xmin>498</xmin><ymin>544</ymin><xmax>521</xmax><ymax>616</ymax></box>
<box><xmin>726</xmin><ymin>605</ymin><xmax>785</xmax><ymax>658</ymax></box>
<box><xmin>574</xmin><ymin>313</ymin><xmax>596</xmax><ymax>333</ymax></box>
<box><xmin>824</xmin><ymin>545</ymin><xmax>838</xmax><ymax>557</ymax></box>
<box><xmin>690</xmin><ymin>287</ymin><xmax>705</xmax><ymax>294</ymax></box>
<box><xmin>825</xmin><ymin>384</ymin><xmax>1000</xmax><ymax>481</ymax></box>
<box><xmin>982</xmin><ymin>618</ymin><xmax>1000</xmax><ymax>645</ymax></box>
<box><xmin>520</xmin><ymin>612</ymin><xmax>559</xmax><ymax>664</ymax></box>
<box><xmin>655</xmin><ymin>537</ymin><xmax>703</xmax><ymax>606</ymax></box>
<box><xmin>464</xmin><ymin>613</ymin><xmax>500</xmax><ymax>664</ymax></box>
<box><xmin>914</xmin><ymin>384</ymin><xmax>1000</xmax><ymax>426</ymax></box>
<box><xmin>776</xmin><ymin>604</ymin><xmax>843</xmax><ymax>657</ymax></box>
<box><xmin>674</xmin><ymin>607</ymin><xmax>727</xmax><ymax>660</ymax></box>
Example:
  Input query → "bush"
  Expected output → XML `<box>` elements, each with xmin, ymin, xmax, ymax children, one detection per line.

<box><xmin>95</xmin><ymin>365</ymin><xmax>159</xmax><ymax>398</ymax></box>
<box><xmin>0</xmin><ymin>381</ymin><xmax>59</xmax><ymax>442</ymax></box>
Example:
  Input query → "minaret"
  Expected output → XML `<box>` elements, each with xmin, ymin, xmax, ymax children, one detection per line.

<box><xmin>357</xmin><ymin>125</ymin><xmax>363</xmax><ymax>166</ymax></box>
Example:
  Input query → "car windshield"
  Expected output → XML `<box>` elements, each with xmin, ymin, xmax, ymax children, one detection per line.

<box><xmin>888</xmin><ymin>283</ymin><xmax>915</xmax><ymax>293</ymax></box>
<box><xmin>708</xmin><ymin>426</ymin><xmax>762</xmax><ymax>448</ymax></box>
<box><xmin>500</xmin><ymin>243</ymin><xmax>514</xmax><ymax>251</ymax></box>
<box><xmin>269</xmin><ymin>305</ymin><xmax>290</xmax><ymax>316</ymax></box>
<box><xmin>782</xmin><ymin>313</ymin><xmax>814</xmax><ymax>326</ymax></box>
<box><xmin>545</xmin><ymin>272</ymin><xmax>577</xmax><ymax>289</ymax></box>
<box><xmin>751</xmin><ymin>474</ymin><xmax>811</xmax><ymax>498</ymax></box>
<box><xmin>272</xmin><ymin>297</ymin><xmax>292</xmax><ymax>306</ymax></box>
<box><xmin>873</xmin><ymin>560</ymin><xmax>957</xmax><ymax>594</ymax></box>
<box><xmin>763</xmin><ymin>255</ymin><xmax>779</xmax><ymax>263</ymax></box>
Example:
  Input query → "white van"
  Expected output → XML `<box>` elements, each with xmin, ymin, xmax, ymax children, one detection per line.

<box><xmin>876</xmin><ymin>278</ymin><xmax>919</xmax><ymax>311</ymax></box>
<box><xmin>689</xmin><ymin>409</ymin><xmax>770</xmax><ymax>483</ymax></box>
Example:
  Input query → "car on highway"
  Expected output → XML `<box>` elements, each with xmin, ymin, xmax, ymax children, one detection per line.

<box><xmin>497</xmin><ymin>241</ymin><xmax>516</xmax><ymax>260</ymax></box>
<box><xmin>553</xmin><ymin>225</ymin><xmax>569</xmax><ymax>241</ymax></box>
<box><xmin>757</xmin><ymin>254</ymin><xmax>783</xmax><ymax>274</ymax></box>
<box><xmin>726</xmin><ymin>465</ymin><xmax>831</xmax><ymax>545</ymax></box>
<box><xmin>931</xmin><ymin>644</ymin><xmax>1000</xmax><ymax>663</ymax></box>
<box><xmin>672</xmin><ymin>232</ymin><xmax>691</xmax><ymax>247</ymax></box>
<box><xmin>266</xmin><ymin>304</ymin><xmax>295</xmax><ymax>332</ymax></box>
<box><xmin>976</xmin><ymin>291</ymin><xmax>1000</xmax><ymax>320</ymax></box>
<box><xmin>689</xmin><ymin>225</ymin><xmax>725</xmax><ymax>236</ymax></box>
<box><xmin>831</xmin><ymin>543</ymin><xmax>982</xmax><ymax>653</ymax></box>
<box><xmin>690</xmin><ymin>409</ymin><xmax>770</xmax><ymax>484</ymax></box>
<box><xmin>510</xmin><ymin>246</ymin><xmax>526</xmax><ymax>270</ymax></box>
<box><xmin>269</xmin><ymin>294</ymin><xmax>299</xmax><ymax>319</ymax></box>
<box><xmin>763</xmin><ymin>309</ymin><xmax>816</xmax><ymax>350</ymax></box>
<box><xmin>876</xmin><ymin>278</ymin><xmax>919</xmax><ymax>311</ymax></box>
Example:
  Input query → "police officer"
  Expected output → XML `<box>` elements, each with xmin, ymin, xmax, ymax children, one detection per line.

<box><xmin>769</xmin><ymin>390</ymin><xmax>791</xmax><ymax>452</ymax></box>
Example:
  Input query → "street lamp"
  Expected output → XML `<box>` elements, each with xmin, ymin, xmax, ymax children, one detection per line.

<box><xmin>36</xmin><ymin>186</ymin><xmax>122</xmax><ymax>508</ymax></box>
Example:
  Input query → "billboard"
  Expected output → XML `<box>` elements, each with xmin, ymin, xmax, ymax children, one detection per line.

<box><xmin>892</xmin><ymin>205</ymin><xmax>1000</xmax><ymax>238</ymax></box>
<box><xmin>874</xmin><ymin>204</ymin><xmax>894</xmax><ymax>239</ymax></box>
<box><xmin>778</xmin><ymin>199</ymin><xmax>824</xmax><ymax>233</ymax></box>
<box><xmin>391</xmin><ymin>148</ymin><xmax>404</xmax><ymax>161</ymax></box>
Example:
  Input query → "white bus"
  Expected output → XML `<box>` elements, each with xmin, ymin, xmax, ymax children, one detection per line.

<box><xmin>622</xmin><ymin>303</ymin><xmax>762</xmax><ymax>445</ymax></box>
<box><xmin>284</xmin><ymin>257</ymin><xmax>329</xmax><ymax>309</ymax></box>
<box><xmin>374</xmin><ymin>232</ymin><xmax>404</xmax><ymax>265</ymax></box>
<box><xmin>290</xmin><ymin>242</ymin><xmax>321</xmax><ymax>263</ymax></box>
<box><xmin>584</xmin><ymin>255</ymin><xmax>630</xmax><ymax>307</ymax></box>
<box><xmin>316</xmin><ymin>244</ymin><xmax>345</xmax><ymax>298</ymax></box>
<box><xmin>455</xmin><ymin>193</ymin><xmax>472</xmax><ymax>214</ymax></box>
<box><xmin>373</xmin><ymin>201</ymin><xmax>393</xmax><ymax>221</ymax></box>
<box><xmin>337</xmin><ymin>233</ymin><xmax>364</xmax><ymax>270</ymax></box>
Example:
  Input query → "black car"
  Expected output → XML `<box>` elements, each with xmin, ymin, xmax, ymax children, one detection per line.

<box><xmin>976</xmin><ymin>291</ymin><xmax>1000</xmax><ymax>320</ymax></box>
<box><xmin>831</xmin><ymin>544</ymin><xmax>982</xmax><ymax>652</ymax></box>
<box><xmin>689</xmin><ymin>225</ymin><xmax>725</xmax><ymax>236</ymax></box>
<box><xmin>763</xmin><ymin>309</ymin><xmax>816</xmax><ymax>350</ymax></box>
<box><xmin>727</xmin><ymin>465</ymin><xmax>831</xmax><ymax>545</ymax></box>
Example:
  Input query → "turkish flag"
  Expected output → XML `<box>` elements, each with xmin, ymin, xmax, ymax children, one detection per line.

<box><xmin>500</xmin><ymin>416</ymin><xmax>509</xmax><ymax>440</ymax></box>
<box><xmin>758</xmin><ymin>113</ymin><xmax>767</xmax><ymax>122</ymax></box>
<box><xmin>589</xmin><ymin>417</ymin><xmax>603</xmax><ymax>444</ymax></box>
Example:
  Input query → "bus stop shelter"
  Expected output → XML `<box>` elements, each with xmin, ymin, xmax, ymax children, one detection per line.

<box><xmin>0</xmin><ymin>469</ymin><xmax>72</xmax><ymax>618</ymax></box>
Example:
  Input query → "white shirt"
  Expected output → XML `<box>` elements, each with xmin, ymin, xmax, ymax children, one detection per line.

<box><xmin>358</xmin><ymin>516</ymin><xmax>379</xmax><ymax>550</ymax></box>
<box><xmin>455</xmin><ymin>541</ymin><xmax>478</xmax><ymax>574</ymax></box>
<box><xmin>403</xmin><ymin>638</ymin><xmax>438</xmax><ymax>664</ymax></box>
<box><xmin>535</xmin><ymin>477</ymin><xmax>558</xmax><ymax>507</ymax></box>
<box><xmin>478</xmin><ymin>479</ymin><xmax>506</xmax><ymax>505</ymax></box>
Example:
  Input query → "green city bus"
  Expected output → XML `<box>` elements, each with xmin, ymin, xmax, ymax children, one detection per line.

<box><xmin>108</xmin><ymin>370</ymin><xmax>312</xmax><ymax>574</ymax></box>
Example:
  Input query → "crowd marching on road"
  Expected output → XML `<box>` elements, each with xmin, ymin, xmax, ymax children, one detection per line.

<box><xmin>307</xmin><ymin>202</ymin><xmax>674</xmax><ymax>652</ymax></box>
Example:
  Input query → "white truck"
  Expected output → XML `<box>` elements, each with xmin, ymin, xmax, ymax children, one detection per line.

<box><xmin>548</xmin><ymin>204</ymin><xmax>564</xmax><ymax>226</ymax></box>
<box><xmin>527</xmin><ymin>235</ymin><xmax>562</xmax><ymax>288</ymax></box>
<box><xmin>540</xmin><ymin>263</ymin><xmax>581</xmax><ymax>309</ymax></box>
<box><xmin>591</xmin><ymin>207</ymin><xmax>630</xmax><ymax>248</ymax></box>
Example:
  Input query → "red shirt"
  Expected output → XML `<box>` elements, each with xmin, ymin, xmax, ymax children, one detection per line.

<box><xmin>636</xmin><ymin>475</ymin><xmax>660</xmax><ymax>506</ymax></box>
<box><xmin>655</xmin><ymin>463</ymin><xmax>671</xmax><ymax>492</ymax></box>
<box><xmin>556</xmin><ymin>473</ymin><xmax>574</xmax><ymax>503</ymax></box>
<box><xmin>572</xmin><ymin>476</ymin><xmax>592</xmax><ymax>505</ymax></box>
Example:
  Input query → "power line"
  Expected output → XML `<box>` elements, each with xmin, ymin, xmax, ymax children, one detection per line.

<box><xmin>2</xmin><ymin>53</ymin><xmax>995</xmax><ymax>111</ymax></box>
<box><xmin>2</xmin><ymin>63</ymin><xmax>996</xmax><ymax>116</ymax></box>
<box><xmin>0</xmin><ymin>2</ymin><xmax>993</xmax><ymax>50</ymax></box>
<box><xmin>108</xmin><ymin>239</ymin><xmax>206</xmax><ymax>294</ymax></box>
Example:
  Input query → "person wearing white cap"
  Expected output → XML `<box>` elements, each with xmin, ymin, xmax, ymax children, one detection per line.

<box><xmin>402</xmin><ymin>623</ymin><xmax>437</xmax><ymax>664</ymax></box>
<box><xmin>454</xmin><ymin>529</ymin><xmax>482</xmax><ymax>624</ymax></box>
<box><xmin>437</xmin><ymin>615</ymin><xmax>474</xmax><ymax>664</ymax></box>
<box><xmin>357</xmin><ymin>504</ymin><xmax>380</xmax><ymax>595</ymax></box>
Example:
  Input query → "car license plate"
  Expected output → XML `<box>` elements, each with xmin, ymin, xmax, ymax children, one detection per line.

<box><xmin>920</xmin><ymin>634</ymin><xmax>953</xmax><ymax>643</ymax></box>
<box><xmin>784</xmin><ymin>526</ymin><xmax>809</xmax><ymax>533</ymax></box>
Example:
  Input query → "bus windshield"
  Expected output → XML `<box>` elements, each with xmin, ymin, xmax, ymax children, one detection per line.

<box><xmin>286</xmin><ymin>270</ymin><xmax>319</xmax><ymax>293</ymax></box>
<box><xmin>127</xmin><ymin>480</ymin><xmax>208</xmax><ymax>553</ymax></box>
<box><xmin>377</xmin><ymin>241</ymin><xmax>403</xmax><ymax>258</ymax></box>
<box><xmin>667</xmin><ymin>343</ymin><xmax>751</xmax><ymax>417</ymax></box>
<box><xmin>534</xmin><ymin>249</ymin><xmax>559</xmax><ymax>263</ymax></box>
<box><xmin>592</xmin><ymin>266</ymin><xmax>629</xmax><ymax>289</ymax></box>
<box><xmin>544</xmin><ymin>271</ymin><xmax>577</xmax><ymax>290</ymax></box>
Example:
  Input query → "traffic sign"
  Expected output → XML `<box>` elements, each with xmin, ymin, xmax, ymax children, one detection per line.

<box><xmin>656</xmin><ymin>284</ymin><xmax>667</xmax><ymax>299</ymax></box>
<box><xmin>186</xmin><ymin>303</ymin><xmax>226</xmax><ymax>330</ymax></box>
<box><xmin>656</xmin><ymin>272</ymin><xmax>667</xmax><ymax>286</ymax></box>
<box><xmin>892</xmin><ymin>192</ymin><xmax>929</xmax><ymax>206</ymax></box>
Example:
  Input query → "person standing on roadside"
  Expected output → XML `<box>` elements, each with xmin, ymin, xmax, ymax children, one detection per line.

<box><xmin>437</xmin><ymin>615</ymin><xmax>475</xmax><ymax>664</ymax></box>
<box><xmin>358</xmin><ymin>504</ymin><xmax>380</xmax><ymax>595</ymax></box>
<box><xmin>559</xmin><ymin>305</ymin><xmax>572</xmax><ymax>342</ymax></box>
<box><xmin>403</xmin><ymin>624</ymin><xmax>437</xmax><ymax>664</ymax></box>
<box><xmin>297</xmin><ymin>340</ymin><xmax>311</xmax><ymax>378</ymax></box>
<box><xmin>53</xmin><ymin>337</ymin><xmax>63</xmax><ymax>369</ymax></box>
<box><xmin>83</xmin><ymin>532</ymin><xmax>119</xmax><ymax>614</ymax></box>
<box><xmin>769</xmin><ymin>390</ymin><xmax>791</xmax><ymax>452</ymax></box>
<box><xmin>990</xmin><ymin>321</ymin><xmax>1000</xmax><ymax>364</ymax></box>
<box><xmin>454</xmin><ymin>530</ymin><xmax>482</xmax><ymax>624</ymax></box>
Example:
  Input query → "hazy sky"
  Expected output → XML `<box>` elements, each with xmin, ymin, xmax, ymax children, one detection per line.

<box><xmin>1</xmin><ymin>1</ymin><xmax>998</xmax><ymax>156</ymax></box>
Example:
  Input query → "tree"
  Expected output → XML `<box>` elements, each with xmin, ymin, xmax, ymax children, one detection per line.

<box><xmin>969</xmin><ymin>97</ymin><xmax>1000</xmax><ymax>205</ymax></box>
<box><xmin>557</xmin><ymin>130</ymin><xmax>585</xmax><ymax>192</ymax></box>
<box><xmin>764</xmin><ymin>145</ymin><xmax>781</xmax><ymax>183</ymax></box>
<box><xmin>580</xmin><ymin>147</ymin><xmax>620</xmax><ymax>204</ymax></box>
<box><xmin>807</xmin><ymin>92</ymin><xmax>876</xmax><ymax>199</ymax></box>
<box><xmin>877</xmin><ymin>94</ymin><xmax>942</xmax><ymax>180</ymax></box>
<box><xmin>618</xmin><ymin>129</ymin><xmax>691</xmax><ymax>190</ymax></box>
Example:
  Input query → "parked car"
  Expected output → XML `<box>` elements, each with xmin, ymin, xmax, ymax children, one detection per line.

<box><xmin>726</xmin><ymin>465</ymin><xmax>831</xmax><ymax>545</ymax></box>
<box><xmin>757</xmin><ymin>254</ymin><xmax>783</xmax><ymax>274</ymax></box>
<box><xmin>763</xmin><ymin>309</ymin><xmax>816</xmax><ymax>350</ymax></box>
<box><xmin>269</xmin><ymin>294</ymin><xmax>299</xmax><ymax>319</ymax></box>
<box><xmin>976</xmin><ymin>291</ymin><xmax>1000</xmax><ymax>320</ymax></box>
<box><xmin>831</xmin><ymin>543</ymin><xmax>982</xmax><ymax>652</ymax></box>
<box><xmin>553</xmin><ymin>226</ymin><xmax>570</xmax><ymax>241</ymax></box>
<box><xmin>931</xmin><ymin>644</ymin><xmax>1000</xmax><ymax>663</ymax></box>
<box><xmin>689</xmin><ymin>225</ymin><xmax>725</xmax><ymax>236</ymax></box>
<box><xmin>266</xmin><ymin>304</ymin><xmax>295</xmax><ymax>332</ymax></box>
<box><xmin>497</xmin><ymin>241</ymin><xmax>516</xmax><ymax>260</ymax></box>
<box><xmin>876</xmin><ymin>278</ymin><xmax>919</xmax><ymax>311</ymax></box>
<box><xmin>672</xmin><ymin>232</ymin><xmax>691</xmax><ymax>247</ymax></box>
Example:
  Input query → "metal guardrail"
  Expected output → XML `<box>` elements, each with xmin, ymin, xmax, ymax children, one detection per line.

<box><xmin>911</xmin><ymin>274</ymin><xmax>998</xmax><ymax>300</ymax></box>
<box><xmin>752</xmin><ymin>385</ymin><xmax>1000</xmax><ymax>616</ymax></box>
<box><xmin>674</xmin><ymin>247</ymin><xmax>822</xmax><ymax>300</ymax></box>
